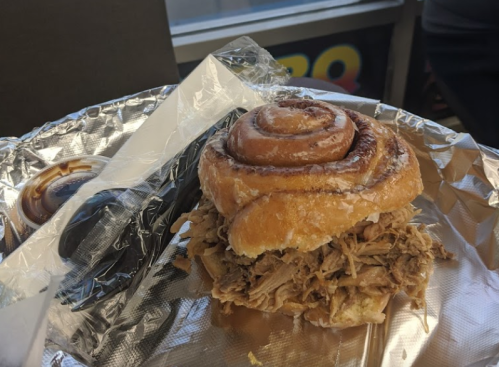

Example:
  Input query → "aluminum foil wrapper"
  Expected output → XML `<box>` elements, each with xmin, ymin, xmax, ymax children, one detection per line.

<box><xmin>0</xmin><ymin>37</ymin><xmax>498</xmax><ymax>367</ymax></box>
<box><xmin>0</xmin><ymin>86</ymin><xmax>176</xmax><ymax>261</ymax></box>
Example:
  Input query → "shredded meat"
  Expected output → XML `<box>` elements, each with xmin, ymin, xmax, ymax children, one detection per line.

<box><xmin>172</xmin><ymin>197</ymin><xmax>453</xmax><ymax>328</ymax></box>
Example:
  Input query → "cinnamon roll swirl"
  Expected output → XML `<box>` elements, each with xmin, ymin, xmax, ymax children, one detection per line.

<box><xmin>199</xmin><ymin>99</ymin><xmax>423</xmax><ymax>258</ymax></box>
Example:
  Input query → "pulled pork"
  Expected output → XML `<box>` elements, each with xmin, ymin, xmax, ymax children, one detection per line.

<box><xmin>172</xmin><ymin>198</ymin><xmax>452</xmax><ymax>328</ymax></box>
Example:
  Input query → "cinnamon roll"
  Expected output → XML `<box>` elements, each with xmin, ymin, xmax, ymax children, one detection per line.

<box><xmin>199</xmin><ymin>99</ymin><xmax>423</xmax><ymax>257</ymax></box>
<box><xmin>173</xmin><ymin>99</ymin><xmax>452</xmax><ymax>329</ymax></box>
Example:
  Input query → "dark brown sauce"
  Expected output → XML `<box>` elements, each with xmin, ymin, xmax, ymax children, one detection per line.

<box><xmin>20</xmin><ymin>159</ymin><xmax>104</xmax><ymax>226</ymax></box>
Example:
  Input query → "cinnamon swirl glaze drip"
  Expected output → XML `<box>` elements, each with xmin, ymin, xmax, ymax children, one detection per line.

<box><xmin>227</xmin><ymin>100</ymin><xmax>355</xmax><ymax>167</ymax></box>
<box><xmin>199</xmin><ymin>100</ymin><xmax>423</xmax><ymax>258</ymax></box>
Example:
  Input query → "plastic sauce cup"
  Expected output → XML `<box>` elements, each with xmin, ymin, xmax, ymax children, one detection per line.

<box><xmin>17</xmin><ymin>155</ymin><xmax>110</xmax><ymax>230</ymax></box>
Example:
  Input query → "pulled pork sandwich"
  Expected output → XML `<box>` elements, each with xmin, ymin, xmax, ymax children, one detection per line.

<box><xmin>172</xmin><ymin>99</ymin><xmax>452</xmax><ymax>329</ymax></box>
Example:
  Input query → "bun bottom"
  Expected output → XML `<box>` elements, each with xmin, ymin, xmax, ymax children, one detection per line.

<box><xmin>303</xmin><ymin>293</ymin><xmax>390</xmax><ymax>328</ymax></box>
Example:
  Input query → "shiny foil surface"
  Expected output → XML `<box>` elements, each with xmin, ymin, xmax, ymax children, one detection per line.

<box><xmin>0</xmin><ymin>86</ymin><xmax>175</xmax><ymax>261</ymax></box>
<box><xmin>1</xmin><ymin>38</ymin><xmax>498</xmax><ymax>367</ymax></box>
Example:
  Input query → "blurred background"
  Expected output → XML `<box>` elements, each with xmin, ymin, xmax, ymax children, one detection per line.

<box><xmin>1</xmin><ymin>0</ymin><xmax>464</xmax><ymax>137</ymax></box>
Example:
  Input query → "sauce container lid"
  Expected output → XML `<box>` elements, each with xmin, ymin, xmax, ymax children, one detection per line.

<box><xmin>17</xmin><ymin>155</ymin><xmax>110</xmax><ymax>230</ymax></box>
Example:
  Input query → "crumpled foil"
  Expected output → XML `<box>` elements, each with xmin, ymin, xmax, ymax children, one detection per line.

<box><xmin>1</xmin><ymin>37</ymin><xmax>499</xmax><ymax>367</ymax></box>
<box><xmin>0</xmin><ymin>85</ymin><xmax>176</xmax><ymax>261</ymax></box>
